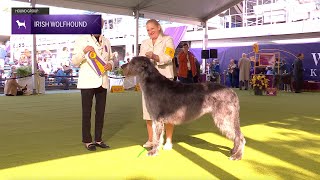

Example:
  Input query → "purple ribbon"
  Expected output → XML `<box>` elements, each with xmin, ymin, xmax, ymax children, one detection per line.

<box><xmin>88</xmin><ymin>51</ymin><xmax>106</xmax><ymax>76</ymax></box>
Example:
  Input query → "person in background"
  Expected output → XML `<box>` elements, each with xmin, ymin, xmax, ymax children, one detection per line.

<box><xmin>281</xmin><ymin>60</ymin><xmax>290</xmax><ymax>74</ymax></box>
<box><xmin>55</xmin><ymin>66</ymin><xmax>70</xmax><ymax>90</ymax></box>
<box><xmin>71</xmin><ymin>19</ymin><xmax>114</xmax><ymax>151</ymax></box>
<box><xmin>172</xmin><ymin>57</ymin><xmax>178</xmax><ymax>81</ymax></box>
<box><xmin>273</xmin><ymin>58</ymin><xmax>281</xmax><ymax>75</ymax></box>
<box><xmin>233</xmin><ymin>60</ymin><xmax>240</xmax><ymax>88</ymax></box>
<box><xmin>112</xmin><ymin>51</ymin><xmax>119</xmax><ymax>68</ymax></box>
<box><xmin>210</xmin><ymin>60</ymin><xmax>220</xmax><ymax>83</ymax></box>
<box><xmin>293</xmin><ymin>53</ymin><xmax>304</xmax><ymax>93</ymax></box>
<box><xmin>39</xmin><ymin>57</ymin><xmax>51</xmax><ymax>75</ymax></box>
<box><xmin>4</xmin><ymin>72</ymin><xmax>27</xmax><ymax>96</ymax></box>
<box><xmin>214</xmin><ymin>60</ymin><xmax>221</xmax><ymax>83</ymax></box>
<box><xmin>266</xmin><ymin>66</ymin><xmax>274</xmax><ymax>75</ymax></box>
<box><xmin>238</xmin><ymin>53</ymin><xmax>251</xmax><ymax>90</ymax></box>
<box><xmin>227</xmin><ymin>59</ymin><xmax>237</xmax><ymax>88</ymax></box>
<box><xmin>61</xmin><ymin>47</ymin><xmax>74</xmax><ymax>81</ymax></box>
<box><xmin>0</xmin><ymin>45</ymin><xmax>6</xmax><ymax>84</ymax></box>
<box><xmin>193</xmin><ymin>58</ymin><xmax>201</xmax><ymax>83</ymax></box>
<box><xmin>139</xmin><ymin>19</ymin><xmax>175</xmax><ymax>150</ymax></box>
<box><xmin>124</xmin><ymin>52</ymin><xmax>132</xmax><ymax>63</ymax></box>
<box><xmin>177</xmin><ymin>43</ymin><xmax>197</xmax><ymax>83</ymax></box>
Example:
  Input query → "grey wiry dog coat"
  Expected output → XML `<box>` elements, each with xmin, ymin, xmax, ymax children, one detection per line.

<box><xmin>122</xmin><ymin>56</ymin><xmax>246</xmax><ymax>160</ymax></box>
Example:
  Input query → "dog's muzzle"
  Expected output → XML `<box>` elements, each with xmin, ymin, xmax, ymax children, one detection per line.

<box><xmin>121</xmin><ymin>64</ymin><xmax>129</xmax><ymax>76</ymax></box>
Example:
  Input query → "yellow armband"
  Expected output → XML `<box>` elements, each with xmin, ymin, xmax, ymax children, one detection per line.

<box><xmin>165</xmin><ymin>47</ymin><xmax>175</xmax><ymax>59</ymax></box>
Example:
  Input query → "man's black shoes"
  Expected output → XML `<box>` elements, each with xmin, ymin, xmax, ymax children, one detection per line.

<box><xmin>95</xmin><ymin>142</ymin><xmax>110</xmax><ymax>148</ymax></box>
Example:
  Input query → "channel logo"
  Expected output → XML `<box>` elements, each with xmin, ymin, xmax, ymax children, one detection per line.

<box><xmin>16</xmin><ymin>20</ymin><xmax>27</xmax><ymax>29</ymax></box>
<box><xmin>11</xmin><ymin>15</ymin><xmax>31</xmax><ymax>34</ymax></box>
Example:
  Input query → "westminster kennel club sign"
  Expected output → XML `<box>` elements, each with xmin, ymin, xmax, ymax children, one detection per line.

<box><xmin>12</xmin><ymin>8</ymin><xmax>101</xmax><ymax>34</ymax></box>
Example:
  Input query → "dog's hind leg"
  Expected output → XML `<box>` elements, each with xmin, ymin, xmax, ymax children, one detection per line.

<box><xmin>147</xmin><ymin>120</ymin><xmax>164</xmax><ymax>156</ymax></box>
<box><xmin>212</xmin><ymin>101</ymin><xmax>246</xmax><ymax>160</ymax></box>
<box><xmin>230</xmin><ymin>129</ymin><xmax>246</xmax><ymax>160</ymax></box>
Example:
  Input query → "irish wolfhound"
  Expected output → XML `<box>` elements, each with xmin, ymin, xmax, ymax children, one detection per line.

<box><xmin>121</xmin><ymin>56</ymin><xmax>246</xmax><ymax>160</ymax></box>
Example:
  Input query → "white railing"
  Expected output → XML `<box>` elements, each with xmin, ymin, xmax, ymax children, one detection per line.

<box><xmin>221</xmin><ymin>0</ymin><xmax>320</xmax><ymax>29</ymax></box>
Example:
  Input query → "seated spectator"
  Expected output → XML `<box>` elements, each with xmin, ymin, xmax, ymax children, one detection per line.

<box><xmin>210</xmin><ymin>60</ymin><xmax>221</xmax><ymax>83</ymax></box>
<box><xmin>62</xmin><ymin>60</ymin><xmax>73</xmax><ymax>81</ymax></box>
<box><xmin>124</xmin><ymin>52</ymin><xmax>132</xmax><ymax>63</ymax></box>
<box><xmin>4</xmin><ymin>72</ymin><xmax>27</xmax><ymax>96</ymax></box>
<box><xmin>266</xmin><ymin>66</ymin><xmax>274</xmax><ymax>75</ymax></box>
<box><xmin>39</xmin><ymin>58</ymin><xmax>51</xmax><ymax>75</ymax></box>
<box><xmin>55</xmin><ymin>66</ymin><xmax>70</xmax><ymax>90</ymax></box>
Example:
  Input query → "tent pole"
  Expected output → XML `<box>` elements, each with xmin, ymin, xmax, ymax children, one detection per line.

<box><xmin>31</xmin><ymin>0</ymin><xmax>38</xmax><ymax>94</ymax></box>
<box><xmin>202</xmin><ymin>21</ymin><xmax>208</xmax><ymax>77</ymax></box>
<box><xmin>134</xmin><ymin>10</ymin><xmax>139</xmax><ymax>56</ymax></box>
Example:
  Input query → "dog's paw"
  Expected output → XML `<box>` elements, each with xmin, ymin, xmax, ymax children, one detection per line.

<box><xmin>229</xmin><ymin>153</ymin><xmax>242</xmax><ymax>160</ymax></box>
<box><xmin>230</xmin><ymin>148</ymin><xmax>236</xmax><ymax>155</ymax></box>
<box><xmin>147</xmin><ymin>148</ymin><xmax>159</xmax><ymax>156</ymax></box>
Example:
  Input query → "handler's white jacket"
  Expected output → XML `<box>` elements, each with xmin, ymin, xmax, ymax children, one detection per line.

<box><xmin>71</xmin><ymin>35</ymin><xmax>113</xmax><ymax>89</ymax></box>
<box><xmin>139</xmin><ymin>34</ymin><xmax>175</xmax><ymax>120</ymax></box>
<box><xmin>139</xmin><ymin>34</ymin><xmax>175</xmax><ymax>79</ymax></box>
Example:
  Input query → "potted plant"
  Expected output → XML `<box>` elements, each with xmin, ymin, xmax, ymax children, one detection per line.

<box><xmin>114</xmin><ymin>67</ymin><xmax>124</xmax><ymax>76</ymax></box>
<box><xmin>15</xmin><ymin>66</ymin><xmax>46</xmax><ymax>94</ymax></box>
<box><xmin>16</xmin><ymin>66</ymin><xmax>32</xmax><ymax>78</ymax></box>
<box><xmin>250</xmin><ymin>74</ymin><xmax>269</xmax><ymax>95</ymax></box>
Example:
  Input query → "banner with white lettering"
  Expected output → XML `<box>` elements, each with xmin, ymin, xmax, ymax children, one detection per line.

<box><xmin>190</xmin><ymin>42</ymin><xmax>320</xmax><ymax>81</ymax></box>
<box><xmin>12</xmin><ymin>15</ymin><xmax>101</xmax><ymax>34</ymax></box>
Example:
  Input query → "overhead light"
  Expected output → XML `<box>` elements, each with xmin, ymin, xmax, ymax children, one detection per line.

<box><xmin>272</xmin><ymin>38</ymin><xmax>320</xmax><ymax>44</ymax></box>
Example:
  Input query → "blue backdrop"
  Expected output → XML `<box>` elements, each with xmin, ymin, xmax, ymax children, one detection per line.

<box><xmin>190</xmin><ymin>42</ymin><xmax>320</xmax><ymax>81</ymax></box>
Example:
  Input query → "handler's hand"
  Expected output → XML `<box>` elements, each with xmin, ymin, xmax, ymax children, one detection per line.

<box><xmin>146</xmin><ymin>51</ymin><xmax>159</xmax><ymax>62</ymax></box>
<box><xmin>83</xmin><ymin>46</ymin><xmax>95</xmax><ymax>54</ymax></box>
<box><xmin>104</xmin><ymin>63</ymin><xmax>112</xmax><ymax>71</ymax></box>
<box><xmin>145</xmin><ymin>51</ymin><xmax>154</xmax><ymax>59</ymax></box>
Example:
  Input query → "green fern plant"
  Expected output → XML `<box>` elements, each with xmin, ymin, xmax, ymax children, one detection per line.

<box><xmin>114</xmin><ymin>67</ymin><xmax>123</xmax><ymax>76</ymax></box>
<box><xmin>16</xmin><ymin>66</ymin><xmax>32</xmax><ymax>77</ymax></box>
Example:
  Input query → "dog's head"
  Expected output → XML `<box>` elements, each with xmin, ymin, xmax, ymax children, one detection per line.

<box><xmin>22</xmin><ymin>85</ymin><xmax>27</xmax><ymax>94</ymax></box>
<box><xmin>121</xmin><ymin>56</ymin><xmax>154</xmax><ymax>77</ymax></box>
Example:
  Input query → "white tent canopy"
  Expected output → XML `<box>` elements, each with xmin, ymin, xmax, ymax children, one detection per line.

<box><xmin>16</xmin><ymin>0</ymin><xmax>243</xmax><ymax>25</ymax></box>
<box><xmin>13</xmin><ymin>0</ymin><xmax>243</xmax><ymax>94</ymax></box>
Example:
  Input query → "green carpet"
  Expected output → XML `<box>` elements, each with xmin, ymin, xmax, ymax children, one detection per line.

<box><xmin>0</xmin><ymin>90</ymin><xmax>319</xmax><ymax>179</ymax></box>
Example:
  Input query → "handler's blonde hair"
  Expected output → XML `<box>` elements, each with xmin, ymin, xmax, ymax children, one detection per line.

<box><xmin>146</xmin><ymin>19</ymin><xmax>164</xmax><ymax>35</ymax></box>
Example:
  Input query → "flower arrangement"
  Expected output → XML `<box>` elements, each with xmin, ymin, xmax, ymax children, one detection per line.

<box><xmin>250</xmin><ymin>74</ymin><xmax>269</xmax><ymax>91</ymax></box>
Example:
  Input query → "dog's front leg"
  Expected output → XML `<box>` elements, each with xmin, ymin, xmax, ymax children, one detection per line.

<box><xmin>147</xmin><ymin>120</ymin><xmax>164</xmax><ymax>156</ymax></box>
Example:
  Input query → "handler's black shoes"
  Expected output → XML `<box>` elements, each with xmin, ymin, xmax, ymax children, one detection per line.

<box><xmin>95</xmin><ymin>141</ymin><xmax>110</xmax><ymax>148</ymax></box>
<box><xmin>85</xmin><ymin>143</ymin><xmax>96</xmax><ymax>151</ymax></box>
